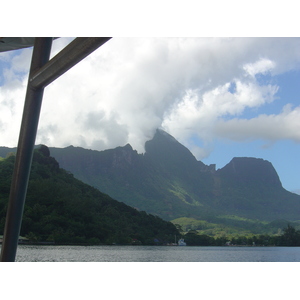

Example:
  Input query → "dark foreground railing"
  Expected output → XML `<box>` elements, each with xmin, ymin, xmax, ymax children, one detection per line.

<box><xmin>0</xmin><ymin>37</ymin><xmax>111</xmax><ymax>261</ymax></box>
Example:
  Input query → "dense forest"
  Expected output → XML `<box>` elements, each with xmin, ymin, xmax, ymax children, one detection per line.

<box><xmin>0</xmin><ymin>146</ymin><xmax>179</xmax><ymax>245</ymax></box>
<box><xmin>181</xmin><ymin>224</ymin><xmax>300</xmax><ymax>246</ymax></box>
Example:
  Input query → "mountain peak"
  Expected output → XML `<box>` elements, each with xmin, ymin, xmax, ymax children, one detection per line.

<box><xmin>144</xmin><ymin>129</ymin><xmax>207</xmax><ymax>174</ymax></box>
<box><xmin>146</xmin><ymin>129</ymin><xmax>194</xmax><ymax>159</ymax></box>
<box><xmin>218</xmin><ymin>157</ymin><xmax>282</xmax><ymax>187</ymax></box>
<box><xmin>145</xmin><ymin>129</ymin><xmax>190</xmax><ymax>154</ymax></box>
<box><xmin>156</xmin><ymin>128</ymin><xmax>178</xmax><ymax>142</ymax></box>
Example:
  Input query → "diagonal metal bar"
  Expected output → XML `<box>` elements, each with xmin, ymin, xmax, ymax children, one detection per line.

<box><xmin>0</xmin><ymin>38</ymin><xmax>53</xmax><ymax>262</ymax></box>
<box><xmin>0</xmin><ymin>36</ymin><xmax>111</xmax><ymax>262</ymax></box>
<box><xmin>30</xmin><ymin>37</ymin><xmax>111</xmax><ymax>89</ymax></box>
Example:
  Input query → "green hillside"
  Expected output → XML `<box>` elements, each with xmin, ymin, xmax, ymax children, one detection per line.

<box><xmin>2</xmin><ymin>130</ymin><xmax>300</xmax><ymax>236</ymax></box>
<box><xmin>0</xmin><ymin>146</ymin><xmax>179</xmax><ymax>245</ymax></box>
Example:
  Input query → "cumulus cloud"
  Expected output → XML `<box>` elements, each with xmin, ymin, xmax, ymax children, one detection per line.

<box><xmin>1</xmin><ymin>37</ymin><xmax>300</xmax><ymax>157</ymax></box>
<box><xmin>162</xmin><ymin>78</ymin><xmax>279</xmax><ymax>157</ymax></box>
<box><xmin>243</xmin><ymin>58</ymin><xmax>276</xmax><ymax>78</ymax></box>
<box><xmin>213</xmin><ymin>104</ymin><xmax>300</xmax><ymax>142</ymax></box>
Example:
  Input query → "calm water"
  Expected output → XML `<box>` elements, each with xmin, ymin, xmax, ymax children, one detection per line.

<box><xmin>8</xmin><ymin>245</ymin><xmax>300</xmax><ymax>262</ymax></box>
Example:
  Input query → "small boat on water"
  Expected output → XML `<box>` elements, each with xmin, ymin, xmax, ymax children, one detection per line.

<box><xmin>178</xmin><ymin>239</ymin><xmax>186</xmax><ymax>246</ymax></box>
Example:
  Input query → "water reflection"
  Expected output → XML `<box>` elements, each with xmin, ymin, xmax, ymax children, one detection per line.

<box><xmin>8</xmin><ymin>245</ymin><xmax>300</xmax><ymax>262</ymax></box>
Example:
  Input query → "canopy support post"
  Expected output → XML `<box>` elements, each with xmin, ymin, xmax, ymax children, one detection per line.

<box><xmin>0</xmin><ymin>37</ymin><xmax>111</xmax><ymax>262</ymax></box>
<box><xmin>0</xmin><ymin>38</ymin><xmax>53</xmax><ymax>262</ymax></box>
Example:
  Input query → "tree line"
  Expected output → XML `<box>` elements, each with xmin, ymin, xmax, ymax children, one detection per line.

<box><xmin>181</xmin><ymin>224</ymin><xmax>300</xmax><ymax>246</ymax></box>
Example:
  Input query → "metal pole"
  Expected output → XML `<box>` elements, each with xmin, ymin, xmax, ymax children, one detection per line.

<box><xmin>30</xmin><ymin>37</ymin><xmax>111</xmax><ymax>89</ymax></box>
<box><xmin>0</xmin><ymin>38</ymin><xmax>53</xmax><ymax>262</ymax></box>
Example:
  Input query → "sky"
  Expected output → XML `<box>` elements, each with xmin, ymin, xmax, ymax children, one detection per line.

<box><xmin>1</xmin><ymin>37</ymin><xmax>300</xmax><ymax>193</ymax></box>
<box><xmin>1</xmin><ymin>1</ymin><xmax>299</xmax><ymax>290</ymax></box>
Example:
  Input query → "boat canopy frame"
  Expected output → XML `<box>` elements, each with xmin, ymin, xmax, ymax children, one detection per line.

<box><xmin>0</xmin><ymin>37</ymin><xmax>111</xmax><ymax>262</ymax></box>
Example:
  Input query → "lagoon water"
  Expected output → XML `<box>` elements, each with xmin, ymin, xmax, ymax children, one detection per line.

<box><xmin>9</xmin><ymin>245</ymin><xmax>300</xmax><ymax>262</ymax></box>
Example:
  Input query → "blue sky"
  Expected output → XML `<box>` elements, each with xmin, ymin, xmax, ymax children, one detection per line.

<box><xmin>202</xmin><ymin>69</ymin><xmax>300</xmax><ymax>193</ymax></box>
<box><xmin>1</xmin><ymin>37</ymin><xmax>300</xmax><ymax>194</ymax></box>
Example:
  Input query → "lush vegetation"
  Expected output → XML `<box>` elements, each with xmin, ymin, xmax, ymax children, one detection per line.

<box><xmin>178</xmin><ymin>224</ymin><xmax>300</xmax><ymax>246</ymax></box>
<box><xmin>2</xmin><ymin>129</ymin><xmax>300</xmax><ymax>238</ymax></box>
<box><xmin>171</xmin><ymin>216</ymin><xmax>300</xmax><ymax>238</ymax></box>
<box><xmin>1</xmin><ymin>146</ymin><xmax>300</xmax><ymax>247</ymax></box>
<box><xmin>0</xmin><ymin>146</ymin><xmax>179</xmax><ymax>245</ymax></box>
<box><xmin>20</xmin><ymin>129</ymin><xmax>300</xmax><ymax>235</ymax></box>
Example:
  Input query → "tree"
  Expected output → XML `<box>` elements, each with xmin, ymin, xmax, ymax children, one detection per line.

<box><xmin>280</xmin><ymin>225</ymin><xmax>300</xmax><ymax>246</ymax></box>
<box><xmin>184</xmin><ymin>230</ymin><xmax>214</xmax><ymax>246</ymax></box>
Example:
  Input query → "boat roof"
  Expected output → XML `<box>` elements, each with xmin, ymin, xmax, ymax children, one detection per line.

<box><xmin>0</xmin><ymin>37</ymin><xmax>36</xmax><ymax>52</ymax></box>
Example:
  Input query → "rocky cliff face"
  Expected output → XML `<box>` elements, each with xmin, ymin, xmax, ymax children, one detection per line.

<box><xmin>144</xmin><ymin>129</ymin><xmax>207</xmax><ymax>173</ymax></box>
<box><xmin>1</xmin><ymin>130</ymin><xmax>300</xmax><ymax>223</ymax></box>
<box><xmin>111</xmin><ymin>144</ymin><xmax>139</xmax><ymax>168</ymax></box>
<box><xmin>217</xmin><ymin>157</ymin><xmax>282</xmax><ymax>187</ymax></box>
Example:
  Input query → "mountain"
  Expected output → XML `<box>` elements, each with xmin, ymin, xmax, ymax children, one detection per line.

<box><xmin>0</xmin><ymin>145</ymin><xmax>179</xmax><ymax>244</ymax></box>
<box><xmin>1</xmin><ymin>129</ymin><xmax>300</xmax><ymax>235</ymax></box>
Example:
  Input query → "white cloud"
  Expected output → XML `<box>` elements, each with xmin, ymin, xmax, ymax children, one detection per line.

<box><xmin>162</xmin><ymin>78</ymin><xmax>279</xmax><ymax>156</ymax></box>
<box><xmin>213</xmin><ymin>104</ymin><xmax>300</xmax><ymax>142</ymax></box>
<box><xmin>243</xmin><ymin>58</ymin><xmax>276</xmax><ymax>78</ymax></box>
<box><xmin>1</xmin><ymin>37</ymin><xmax>300</xmax><ymax>157</ymax></box>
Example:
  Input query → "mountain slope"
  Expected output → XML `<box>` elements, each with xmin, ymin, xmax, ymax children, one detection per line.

<box><xmin>31</xmin><ymin>129</ymin><xmax>300</xmax><ymax>226</ymax></box>
<box><xmin>0</xmin><ymin>146</ymin><xmax>179</xmax><ymax>244</ymax></box>
<box><xmin>214</xmin><ymin>157</ymin><xmax>300</xmax><ymax>221</ymax></box>
<box><xmin>2</xmin><ymin>130</ymin><xmax>300</xmax><ymax>232</ymax></box>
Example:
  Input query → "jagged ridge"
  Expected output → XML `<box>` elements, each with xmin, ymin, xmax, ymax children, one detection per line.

<box><xmin>1</xmin><ymin>130</ymin><xmax>300</xmax><ymax>227</ymax></box>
